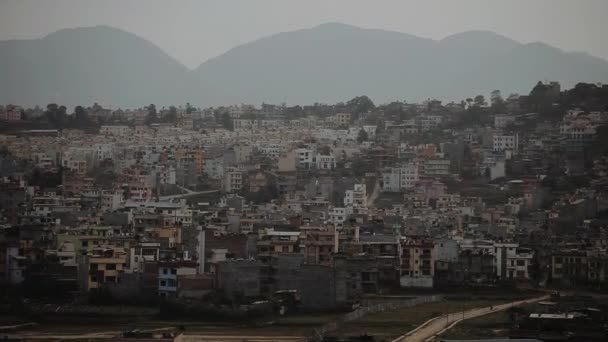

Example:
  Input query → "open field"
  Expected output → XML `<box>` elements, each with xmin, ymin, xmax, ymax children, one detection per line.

<box><xmin>332</xmin><ymin>299</ymin><xmax>510</xmax><ymax>341</ymax></box>
<box><xmin>437</xmin><ymin>306</ymin><xmax>515</xmax><ymax>340</ymax></box>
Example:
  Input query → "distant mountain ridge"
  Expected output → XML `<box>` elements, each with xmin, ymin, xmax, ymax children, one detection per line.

<box><xmin>1</xmin><ymin>23</ymin><xmax>608</xmax><ymax>108</ymax></box>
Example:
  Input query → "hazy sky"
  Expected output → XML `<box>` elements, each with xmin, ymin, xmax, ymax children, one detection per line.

<box><xmin>1</xmin><ymin>0</ymin><xmax>607</xmax><ymax>69</ymax></box>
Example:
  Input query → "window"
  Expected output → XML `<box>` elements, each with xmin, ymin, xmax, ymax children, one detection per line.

<box><xmin>90</xmin><ymin>264</ymin><xmax>98</xmax><ymax>271</ymax></box>
<box><xmin>163</xmin><ymin>268</ymin><xmax>168</xmax><ymax>275</ymax></box>
<box><xmin>516</xmin><ymin>260</ymin><xmax>525</xmax><ymax>266</ymax></box>
<box><xmin>106</xmin><ymin>264</ymin><xmax>116</xmax><ymax>270</ymax></box>
<box><xmin>171</xmin><ymin>268</ymin><xmax>177</xmax><ymax>275</ymax></box>
<box><xmin>160</xmin><ymin>280</ymin><xmax>167</xmax><ymax>287</ymax></box>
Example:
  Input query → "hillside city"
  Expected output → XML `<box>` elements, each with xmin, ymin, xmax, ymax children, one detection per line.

<box><xmin>2</xmin><ymin>81</ymin><xmax>608</xmax><ymax>341</ymax></box>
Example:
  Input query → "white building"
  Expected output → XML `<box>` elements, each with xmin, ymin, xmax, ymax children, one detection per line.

<box><xmin>328</xmin><ymin>207</ymin><xmax>350</xmax><ymax>226</ymax></box>
<box><xmin>494</xmin><ymin>243</ymin><xmax>533</xmax><ymax>280</ymax></box>
<box><xmin>94</xmin><ymin>143</ymin><xmax>114</xmax><ymax>162</ymax></box>
<box><xmin>153</xmin><ymin>165</ymin><xmax>176</xmax><ymax>187</ymax></box>
<box><xmin>315</xmin><ymin>154</ymin><xmax>336</xmax><ymax>170</ymax></box>
<box><xmin>223</xmin><ymin>167</ymin><xmax>244</xmax><ymax>193</ymax></box>
<box><xmin>400</xmin><ymin>162</ymin><xmax>419</xmax><ymax>189</ymax></box>
<box><xmin>344</xmin><ymin>184</ymin><xmax>367</xmax><ymax>210</ymax></box>
<box><xmin>382</xmin><ymin>162</ymin><xmax>419</xmax><ymax>192</ymax></box>
<box><xmin>101</xmin><ymin>190</ymin><xmax>123</xmax><ymax>211</ymax></box>
<box><xmin>295</xmin><ymin>148</ymin><xmax>315</xmax><ymax>169</ymax></box>
<box><xmin>493</xmin><ymin>134</ymin><xmax>519</xmax><ymax>153</ymax></box>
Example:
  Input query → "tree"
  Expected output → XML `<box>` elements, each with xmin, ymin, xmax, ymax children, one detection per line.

<box><xmin>145</xmin><ymin>104</ymin><xmax>158</xmax><ymax>124</ymax></box>
<box><xmin>465</xmin><ymin>98</ymin><xmax>473</xmax><ymax>108</ymax></box>
<box><xmin>473</xmin><ymin>95</ymin><xmax>487</xmax><ymax>107</ymax></box>
<box><xmin>221</xmin><ymin>113</ymin><xmax>233</xmax><ymax>130</ymax></box>
<box><xmin>74</xmin><ymin>105</ymin><xmax>89</xmax><ymax>124</ymax></box>
<box><xmin>490</xmin><ymin>90</ymin><xmax>507</xmax><ymax>113</ymax></box>
<box><xmin>186</xmin><ymin>102</ymin><xmax>194</xmax><ymax>114</ymax></box>
<box><xmin>357</xmin><ymin>128</ymin><xmax>369</xmax><ymax>143</ymax></box>
<box><xmin>319</xmin><ymin>145</ymin><xmax>331</xmax><ymax>155</ymax></box>
<box><xmin>164</xmin><ymin>106</ymin><xmax>178</xmax><ymax>123</ymax></box>
<box><xmin>347</xmin><ymin>95</ymin><xmax>375</xmax><ymax>114</ymax></box>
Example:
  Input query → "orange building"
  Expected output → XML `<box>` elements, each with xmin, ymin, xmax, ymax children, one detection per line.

<box><xmin>174</xmin><ymin>148</ymin><xmax>204</xmax><ymax>175</ymax></box>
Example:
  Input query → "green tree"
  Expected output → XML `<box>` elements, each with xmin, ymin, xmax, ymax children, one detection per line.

<box><xmin>473</xmin><ymin>95</ymin><xmax>487</xmax><ymax>107</ymax></box>
<box><xmin>465</xmin><ymin>98</ymin><xmax>473</xmax><ymax>108</ymax></box>
<box><xmin>221</xmin><ymin>113</ymin><xmax>233</xmax><ymax>130</ymax></box>
<box><xmin>74</xmin><ymin>105</ymin><xmax>89</xmax><ymax>124</ymax></box>
<box><xmin>347</xmin><ymin>95</ymin><xmax>375</xmax><ymax>114</ymax></box>
<box><xmin>490</xmin><ymin>90</ymin><xmax>507</xmax><ymax>113</ymax></box>
<box><xmin>319</xmin><ymin>145</ymin><xmax>331</xmax><ymax>155</ymax></box>
<box><xmin>357</xmin><ymin>128</ymin><xmax>369</xmax><ymax>143</ymax></box>
<box><xmin>164</xmin><ymin>106</ymin><xmax>178</xmax><ymax>123</ymax></box>
<box><xmin>145</xmin><ymin>104</ymin><xmax>158</xmax><ymax>124</ymax></box>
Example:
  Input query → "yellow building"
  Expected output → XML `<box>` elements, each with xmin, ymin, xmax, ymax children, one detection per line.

<box><xmin>80</xmin><ymin>248</ymin><xmax>127</xmax><ymax>291</ymax></box>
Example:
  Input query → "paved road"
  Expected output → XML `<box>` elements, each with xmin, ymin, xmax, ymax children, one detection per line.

<box><xmin>393</xmin><ymin>295</ymin><xmax>550</xmax><ymax>342</ymax></box>
<box><xmin>367</xmin><ymin>179</ymin><xmax>381</xmax><ymax>207</ymax></box>
<box><xmin>159</xmin><ymin>189</ymin><xmax>218</xmax><ymax>201</ymax></box>
<box><xmin>183</xmin><ymin>335</ymin><xmax>306</xmax><ymax>342</ymax></box>
<box><xmin>16</xmin><ymin>332</ymin><xmax>305</xmax><ymax>342</ymax></box>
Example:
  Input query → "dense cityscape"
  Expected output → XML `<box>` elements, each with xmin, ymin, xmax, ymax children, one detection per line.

<box><xmin>3</xmin><ymin>1</ymin><xmax>608</xmax><ymax>341</ymax></box>
<box><xmin>1</xmin><ymin>80</ymin><xmax>608</xmax><ymax>341</ymax></box>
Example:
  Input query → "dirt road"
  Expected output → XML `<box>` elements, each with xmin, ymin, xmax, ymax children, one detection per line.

<box><xmin>392</xmin><ymin>295</ymin><xmax>549</xmax><ymax>342</ymax></box>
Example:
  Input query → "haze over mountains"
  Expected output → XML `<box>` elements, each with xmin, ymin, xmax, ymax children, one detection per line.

<box><xmin>2</xmin><ymin>23</ymin><xmax>608</xmax><ymax>108</ymax></box>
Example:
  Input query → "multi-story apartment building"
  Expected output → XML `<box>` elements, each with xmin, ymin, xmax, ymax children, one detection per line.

<box><xmin>158</xmin><ymin>260</ymin><xmax>197</xmax><ymax>298</ymax></box>
<box><xmin>400</xmin><ymin>238</ymin><xmax>435</xmax><ymax>288</ymax></box>
<box><xmin>128</xmin><ymin>242</ymin><xmax>161</xmax><ymax>273</ymax></box>
<box><xmin>493</xmin><ymin>134</ymin><xmax>519</xmax><ymax>153</ymax></box>
<box><xmin>382</xmin><ymin>162</ymin><xmax>419</xmax><ymax>192</ymax></box>
<box><xmin>0</xmin><ymin>106</ymin><xmax>22</xmax><ymax>122</ymax></box>
<box><xmin>80</xmin><ymin>247</ymin><xmax>127</xmax><ymax>291</ymax></box>
<box><xmin>300</xmin><ymin>225</ymin><xmax>344</xmax><ymax>266</ymax></box>
<box><xmin>295</xmin><ymin>148</ymin><xmax>315</xmax><ymax>169</ymax></box>
<box><xmin>174</xmin><ymin>148</ymin><xmax>204</xmax><ymax>175</ymax></box>
<box><xmin>256</xmin><ymin>228</ymin><xmax>301</xmax><ymax>264</ymax></box>
<box><xmin>344</xmin><ymin>184</ymin><xmax>367</xmax><ymax>210</ymax></box>
<box><xmin>315</xmin><ymin>154</ymin><xmax>336</xmax><ymax>170</ymax></box>
<box><xmin>223</xmin><ymin>166</ymin><xmax>243</xmax><ymax>193</ymax></box>
<box><xmin>494</xmin><ymin>243</ymin><xmax>533</xmax><ymax>280</ymax></box>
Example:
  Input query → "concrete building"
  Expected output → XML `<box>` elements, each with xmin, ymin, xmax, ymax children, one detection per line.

<box><xmin>495</xmin><ymin>243</ymin><xmax>533</xmax><ymax>280</ymax></box>
<box><xmin>315</xmin><ymin>154</ymin><xmax>336</xmax><ymax>170</ymax></box>
<box><xmin>382</xmin><ymin>162</ymin><xmax>419</xmax><ymax>192</ymax></box>
<box><xmin>493</xmin><ymin>134</ymin><xmax>519</xmax><ymax>153</ymax></box>
<box><xmin>400</xmin><ymin>238</ymin><xmax>435</xmax><ymax>288</ymax></box>
<box><xmin>158</xmin><ymin>261</ymin><xmax>197</xmax><ymax>298</ymax></box>
<box><xmin>223</xmin><ymin>166</ymin><xmax>244</xmax><ymax>193</ymax></box>
<box><xmin>216</xmin><ymin>260</ymin><xmax>262</xmax><ymax>299</ymax></box>
<box><xmin>80</xmin><ymin>248</ymin><xmax>127</xmax><ymax>291</ymax></box>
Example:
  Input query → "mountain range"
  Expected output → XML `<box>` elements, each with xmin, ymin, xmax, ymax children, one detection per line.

<box><xmin>2</xmin><ymin>22</ymin><xmax>608</xmax><ymax>108</ymax></box>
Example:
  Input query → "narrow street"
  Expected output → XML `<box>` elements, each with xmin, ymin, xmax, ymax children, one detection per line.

<box><xmin>367</xmin><ymin>178</ymin><xmax>381</xmax><ymax>207</ymax></box>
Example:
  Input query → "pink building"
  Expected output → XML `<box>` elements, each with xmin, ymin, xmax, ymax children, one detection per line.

<box><xmin>0</xmin><ymin>108</ymin><xmax>21</xmax><ymax>122</ymax></box>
